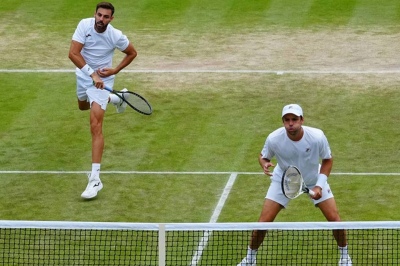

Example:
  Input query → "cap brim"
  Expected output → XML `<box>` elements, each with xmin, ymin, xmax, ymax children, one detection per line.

<box><xmin>282</xmin><ymin>112</ymin><xmax>302</xmax><ymax>117</ymax></box>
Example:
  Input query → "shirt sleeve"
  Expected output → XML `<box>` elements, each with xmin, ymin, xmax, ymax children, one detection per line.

<box><xmin>72</xmin><ymin>19</ymin><xmax>87</xmax><ymax>44</ymax></box>
<box><xmin>261</xmin><ymin>136</ymin><xmax>274</xmax><ymax>160</ymax></box>
<box><xmin>116</xmin><ymin>33</ymin><xmax>130</xmax><ymax>51</ymax></box>
<box><xmin>319</xmin><ymin>132</ymin><xmax>332</xmax><ymax>159</ymax></box>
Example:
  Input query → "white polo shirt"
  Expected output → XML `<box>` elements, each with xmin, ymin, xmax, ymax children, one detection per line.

<box><xmin>261</xmin><ymin>126</ymin><xmax>332</xmax><ymax>187</ymax></box>
<box><xmin>72</xmin><ymin>18</ymin><xmax>130</xmax><ymax>79</ymax></box>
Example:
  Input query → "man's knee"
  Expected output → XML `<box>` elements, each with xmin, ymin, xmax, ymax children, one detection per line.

<box><xmin>78</xmin><ymin>99</ymin><xmax>90</xmax><ymax>110</ymax></box>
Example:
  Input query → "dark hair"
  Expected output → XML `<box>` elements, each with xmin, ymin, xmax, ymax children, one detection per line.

<box><xmin>96</xmin><ymin>2</ymin><xmax>115</xmax><ymax>15</ymax></box>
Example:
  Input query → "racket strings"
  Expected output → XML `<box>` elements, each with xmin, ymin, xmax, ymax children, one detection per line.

<box><xmin>283</xmin><ymin>170</ymin><xmax>303</xmax><ymax>198</ymax></box>
<box><xmin>122</xmin><ymin>92</ymin><xmax>152</xmax><ymax>114</ymax></box>
<box><xmin>284</xmin><ymin>179</ymin><xmax>301</xmax><ymax>192</ymax></box>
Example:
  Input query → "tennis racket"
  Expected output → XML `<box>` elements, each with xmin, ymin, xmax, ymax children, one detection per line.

<box><xmin>104</xmin><ymin>86</ymin><xmax>152</xmax><ymax>115</ymax></box>
<box><xmin>281</xmin><ymin>165</ymin><xmax>316</xmax><ymax>199</ymax></box>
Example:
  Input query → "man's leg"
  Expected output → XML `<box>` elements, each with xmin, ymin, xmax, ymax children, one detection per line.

<box><xmin>76</xmin><ymin>76</ymin><xmax>108</xmax><ymax>199</ymax></box>
<box><xmin>237</xmin><ymin>199</ymin><xmax>283</xmax><ymax>266</ymax></box>
<box><xmin>90</xmin><ymin>102</ymin><xmax>105</xmax><ymax>164</ymax></box>
<box><xmin>318</xmin><ymin>198</ymin><xmax>352</xmax><ymax>265</ymax></box>
<box><xmin>318</xmin><ymin>198</ymin><xmax>347</xmax><ymax>246</ymax></box>
<box><xmin>250</xmin><ymin>199</ymin><xmax>283</xmax><ymax>249</ymax></box>
<box><xmin>78</xmin><ymin>99</ymin><xmax>90</xmax><ymax>110</ymax></box>
<box><xmin>81</xmin><ymin>101</ymin><xmax>105</xmax><ymax>199</ymax></box>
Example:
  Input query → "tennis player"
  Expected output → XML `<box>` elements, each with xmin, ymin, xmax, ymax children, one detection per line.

<box><xmin>68</xmin><ymin>2</ymin><xmax>137</xmax><ymax>199</ymax></box>
<box><xmin>238</xmin><ymin>104</ymin><xmax>352</xmax><ymax>266</ymax></box>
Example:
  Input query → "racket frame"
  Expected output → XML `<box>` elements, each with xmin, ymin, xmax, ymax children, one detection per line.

<box><xmin>104</xmin><ymin>86</ymin><xmax>152</xmax><ymax>115</ymax></box>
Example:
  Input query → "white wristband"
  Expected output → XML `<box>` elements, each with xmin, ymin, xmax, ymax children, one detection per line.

<box><xmin>80</xmin><ymin>64</ymin><xmax>94</xmax><ymax>76</ymax></box>
<box><xmin>315</xmin><ymin>174</ymin><xmax>328</xmax><ymax>188</ymax></box>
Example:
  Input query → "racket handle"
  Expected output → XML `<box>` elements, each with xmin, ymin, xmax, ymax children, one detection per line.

<box><xmin>92</xmin><ymin>81</ymin><xmax>113</xmax><ymax>92</ymax></box>
<box><xmin>308</xmin><ymin>189</ymin><xmax>316</xmax><ymax>196</ymax></box>
<box><xmin>103</xmin><ymin>86</ymin><xmax>112</xmax><ymax>92</ymax></box>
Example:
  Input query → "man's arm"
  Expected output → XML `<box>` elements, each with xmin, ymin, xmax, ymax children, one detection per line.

<box><xmin>68</xmin><ymin>40</ymin><xmax>104</xmax><ymax>88</ymax></box>
<box><xmin>68</xmin><ymin>40</ymin><xmax>86</xmax><ymax>69</ymax></box>
<box><xmin>320</xmin><ymin>157</ymin><xmax>333</xmax><ymax>178</ymax></box>
<box><xmin>311</xmin><ymin>157</ymin><xmax>333</xmax><ymax>199</ymax></box>
<box><xmin>97</xmin><ymin>42</ymin><xmax>137</xmax><ymax>77</ymax></box>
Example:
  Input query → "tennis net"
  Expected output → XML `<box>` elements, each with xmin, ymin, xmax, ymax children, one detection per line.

<box><xmin>0</xmin><ymin>220</ymin><xmax>398</xmax><ymax>265</ymax></box>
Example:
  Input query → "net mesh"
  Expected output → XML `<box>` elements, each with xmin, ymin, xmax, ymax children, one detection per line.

<box><xmin>0</xmin><ymin>221</ymin><xmax>399</xmax><ymax>265</ymax></box>
<box><xmin>0</xmin><ymin>228</ymin><xmax>158</xmax><ymax>265</ymax></box>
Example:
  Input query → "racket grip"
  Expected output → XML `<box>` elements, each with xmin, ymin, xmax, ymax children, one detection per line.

<box><xmin>103</xmin><ymin>86</ymin><xmax>112</xmax><ymax>92</ymax></box>
<box><xmin>92</xmin><ymin>80</ymin><xmax>112</xmax><ymax>92</ymax></box>
<box><xmin>308</xmin><ymin>189</ymin><xmax>316</xmax><ymax>196</ymax></box>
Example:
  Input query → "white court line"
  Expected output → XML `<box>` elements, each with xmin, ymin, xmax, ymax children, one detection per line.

<box><xmin>1</xmin><ymin>69</ymin><xmax>400</xmax><ymax>74</ymax></box>
<box><xmin>0</xmin><ymin>170</ymin><xmax>399</xmax><ymax>176</ymax></box>
<box><xmin>209</xmin><ymin>173</ymin><xmax>237</xmax><ymax>223</ymax></box>
<box><xmin>190</xmin><ymin>173</ymin><xmax>237</xmax><ymax>266</ymax></box>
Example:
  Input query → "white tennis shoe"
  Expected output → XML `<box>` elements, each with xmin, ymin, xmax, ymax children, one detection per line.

<box><xmin>114</xmin><ymin>88</ymin><xmax>129</xmax><ymax>113</ymax></box>
<box><xmin>81</xmin><ymin>174</ymin><xmax>103</xmax><ymax>199</ymax></box>
<box><xmin>339</xmin><ymin>255</ymin><xmax>352</xmax><ymax>266</ymax></box>
<box><xmin>237</xmin><ymin>257</ymin><xmax>256</xmax><ymax>266</ymax></box>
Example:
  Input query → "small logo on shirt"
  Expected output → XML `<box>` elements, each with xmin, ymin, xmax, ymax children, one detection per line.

<box><xmin>306</xmin><ymin>148</ymin><xmax>311</xmax><ymax>152</ymax></box>
<box><xmin>86</xmin><ymin>34</ymin><xmax>91</xmax><ymax>38</ymax></box>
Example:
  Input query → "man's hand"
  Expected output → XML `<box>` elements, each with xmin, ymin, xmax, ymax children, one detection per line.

<box><xmin>96</xmin><ymin>68</ymin><xmax>115</xmax><ymax>78</ymax></box>
<box><xmin>310</xmin><ymin>186</ymin><xmax>322</xmax><ymax>200</ymax></box>
<box><xmin>92</xmin><ymin>73</ymin><xmax>104</xmax><ymax>89</ymax></box>
<box><xmin>262</xmin><ymin>161</ymin><xmax>275</xmax><ymax>176</ymax></box>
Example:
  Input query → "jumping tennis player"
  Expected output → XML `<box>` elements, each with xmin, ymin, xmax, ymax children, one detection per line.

<box><xmin>238</xmin><ymin>104</ymin><xmax>352</xmax><ymax>266</ymax></box>
<box><xmin>68</xmin><ymin>2</ymin><xmax>137</xmax><ymax>199</ymax></box>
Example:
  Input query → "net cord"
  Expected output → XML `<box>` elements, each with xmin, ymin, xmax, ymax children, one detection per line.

<box><xmin>1</xmin><ymin>220</ymin><xmax>400</xmax><ymax>230</ymax></box>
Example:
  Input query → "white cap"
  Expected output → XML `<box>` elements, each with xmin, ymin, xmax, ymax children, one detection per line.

<box><xmin>282</xmin><ymin>104</ymin><xmax>303</xmax><ymax>117</ymax></box>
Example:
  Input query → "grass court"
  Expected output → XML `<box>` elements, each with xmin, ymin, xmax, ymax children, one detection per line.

<box><xmin>1</xmin><ymin>0</ymin><xmax>400</xmax><ymax>224</ymax></box>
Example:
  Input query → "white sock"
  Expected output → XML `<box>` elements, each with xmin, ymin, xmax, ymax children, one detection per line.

<box><xmin>109</xmin><ymin>94</ymin><xmax>121</xmax><ymax>104</ymax></box>
<box><xmin>247</xmin><ymin>246</ymin><xmax>257</xmax><ymax>260</ymax></box>
<box><xmin>339</xmin><ymin>245</ymin><xmax>348</xmax><ymax>256</ymax></box>
<box><xmin>90</xmin><ymin>163</ymin><xmax>101</xmax><ymax>181</ymax></box>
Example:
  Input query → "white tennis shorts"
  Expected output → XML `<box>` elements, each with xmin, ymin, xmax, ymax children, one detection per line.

<box><xmin>76</xmin><ymin>75</ymin><xmax>115</xmax><ymax>111</ymax></box>
<box><xmin>265</xmin><ymin>179</ymin><xmax>334</xmax><ymax>208</ymax></box>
